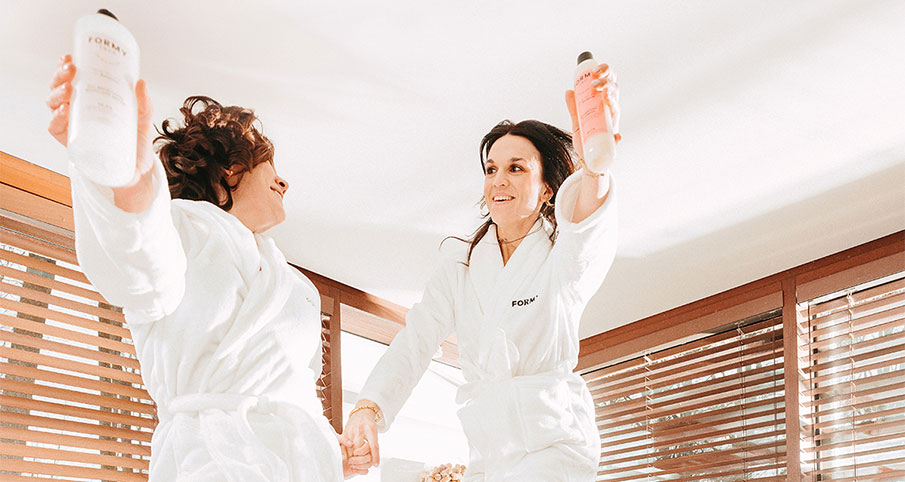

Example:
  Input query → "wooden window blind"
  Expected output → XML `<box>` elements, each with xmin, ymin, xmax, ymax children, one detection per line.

<box><xmin>584</xmin><ymin>312</ymin><xmax>787</xmax><ymax>481</ymax></box>
<box><xmin>1</xmin><ymin>193</ymin><xmax>155</xmax><ymax>480</ymax></box>
<box><xmin>799</xmin><ymin>274</ymin><xmax>905</xmax><ymax>481</ymax></box>
<box><xmin>579</xmin><ymin>231</ymin><xmax>904</xmax><ymax>481</ymax></box>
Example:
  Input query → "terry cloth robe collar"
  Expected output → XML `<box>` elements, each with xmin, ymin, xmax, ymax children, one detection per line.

<box><xmin>175</xmin><ymin>201</ymin><xmax>295</xmax><ymax>377</ymax></box>
<box><xmin>463</xmin><ymin>218</ymin><xmax>554</xmax><ymax>381</ymax></box>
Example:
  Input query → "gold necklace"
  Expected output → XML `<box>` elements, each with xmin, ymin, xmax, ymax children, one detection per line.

<box><xmin>497</xmin><ymin>221</ymin><xmax>543</xmax><ymax>245</ymax></box>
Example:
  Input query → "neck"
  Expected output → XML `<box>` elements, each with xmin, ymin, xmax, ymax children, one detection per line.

<box><xmin>227</xmin><ymin>206</ymin><xmax>262</xmax><ymax>234</ymax></box>
<box><xmin>495</xmin><ymin>216</ymin><xmax>539</xmax><ymax>265</ymax></box>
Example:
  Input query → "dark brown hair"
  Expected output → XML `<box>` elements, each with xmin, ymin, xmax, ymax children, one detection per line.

<box><xmin>450</xmin><ymin>120</ymin><xmax>577</xmax><ymax>264</ymax></box>
<box><xmin>155</xmin><ymin>96</ymin><xmax>274</xmax><ymax>211</ymax></box>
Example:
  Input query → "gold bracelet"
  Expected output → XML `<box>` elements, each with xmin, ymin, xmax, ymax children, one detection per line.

<box><xmin>350</xmin><ymin>404</ymin><xmax>382</xmax><ymax>423</ymax></box>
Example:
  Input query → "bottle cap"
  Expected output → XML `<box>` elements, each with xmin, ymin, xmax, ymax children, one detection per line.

<box><xmin>97</xmin><ymin>9</ymin><xmax>119</xmax><ymax>21</ymax></box>
<box><xmin>577</xmin><ymin>51</ymin><xmax>594</xmax><ymax>64</ymax></box>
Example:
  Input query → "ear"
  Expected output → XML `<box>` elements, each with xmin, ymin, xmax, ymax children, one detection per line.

<box><xmin>225</xmin><ymin>163</ymin><xmax>242</xmax><ymax>177</ymax></box>
<box><xmin>543</xmin><ymin>184</ymin><xmax>554</xmax><ymax>202</ymax></box>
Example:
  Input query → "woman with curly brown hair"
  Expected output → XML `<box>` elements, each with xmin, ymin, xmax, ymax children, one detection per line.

<box><xmin>46</xmin><ymin>55</ymin><xmax>367</xmax><ymax>481</ymax></box>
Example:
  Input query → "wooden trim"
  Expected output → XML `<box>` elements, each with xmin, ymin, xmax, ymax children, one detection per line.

<box><xmin>0</xmin><ymin>224</ymin><xmax>77</xmax><ymax>265</ymax></box>
<box><xmin>797</xmin><ymin>250</ymin><xmax>905</xmax><ymax>301</ymax></box>
<box><xmin>579</xmin><ymin>286</ymin><xmax>782</xmax><ymax>371</ymax></box>
<box><xmin>0</xmin><ymin>150</ymin><xmax>72</xmax><ymax>206</ymax></box>
<box><xmin>327</xmin><ymin>286</ymin><xmax>343</xmax><ymax>432</ymax></box>
<box><xmin>579</xmin><ymin>230</ymin><xmax>905</xmax><ymax>372</ymax></box>
<box><xmin>781</xmin><ymin>277</ymin><xmax>802</xmax><ymax>482</ymax></box>
<box><xmin>295</xmin><ymin>265</ymin><xmax>408</xmax><ymax>325</ymax></box>
<box><xmin>0</xmin><ymin>182</ymin><xmax>74</xmax><ymax>232</ymax></box>
<box><xmin>294</xmin><ymin>264</ymin><xmax>461</xmax><ymax>366</ymax></box>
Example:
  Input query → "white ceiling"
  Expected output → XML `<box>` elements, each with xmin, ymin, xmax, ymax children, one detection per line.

<box><xmin>2</xmin><ymin>1</ymin><xmax>903</xmax><ymax>339</ymax></box>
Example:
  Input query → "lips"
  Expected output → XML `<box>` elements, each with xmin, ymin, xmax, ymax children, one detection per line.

<box><xmin>492</xmin><ymin>195</ymin><xmax>514</xmax><ymax>203</ymax></box>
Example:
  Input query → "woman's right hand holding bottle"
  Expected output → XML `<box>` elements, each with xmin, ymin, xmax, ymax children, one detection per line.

<box><xmin>47</xmin><ymin>54</ymin><xmax>158</xmax><ymax>212</ymax></box>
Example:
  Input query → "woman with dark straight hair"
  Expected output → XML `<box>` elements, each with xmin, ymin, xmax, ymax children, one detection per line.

<box><xmin>343</xmin><ymin>65</ymin><xmax>621</xmax><ymax>480</ymax></box>
<box><xmin>46</xmin><ymin>54</ymin><xmax>368</xmax><ymax>481</ymax></box>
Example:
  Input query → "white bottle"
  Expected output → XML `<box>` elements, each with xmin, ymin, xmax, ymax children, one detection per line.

<box><xmin>68</xmin><ymin>9</ymin><xmax>140</xmax><ymax>187</ymax></box>
<box><xmin>573</xmin><ymin>51</ymin><xmax>615</xmax><ymax>174</ymax></box>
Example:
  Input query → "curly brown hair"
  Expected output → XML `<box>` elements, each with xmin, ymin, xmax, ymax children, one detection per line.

<box><xmin>155</xmin><ymin>96</ymin><xmax>274</xmax><ymax>211</ymax></box>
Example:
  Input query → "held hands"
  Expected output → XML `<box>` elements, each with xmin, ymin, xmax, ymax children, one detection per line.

<box><xmin>340</xmin><ymin>400</ymin><xmax>382</xmax><ymax>475</ymax></box>
<box><xmin>565</xmin><ymin>63</ymin><xmax>621</xmax><ymax>172</ymax></box>
<box><xmin>46</xmin><ymin>54</ymin><xmax>156</xmax><ymax>188</ymax></box>
<box><xmin>339</xmin><ymin>434</ymin><xmax>372</xmax><ymax>477</ymax></box>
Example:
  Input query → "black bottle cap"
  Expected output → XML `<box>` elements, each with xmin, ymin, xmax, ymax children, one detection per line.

<box><xmin>97</xmin><ymin>9</ymin><xmax>119</xmax><ymax>21</ymax></box>
<box><xmin>577</xmin><ymin>51</ymin><xmax>594</xmax><ymax>64</ymax></box>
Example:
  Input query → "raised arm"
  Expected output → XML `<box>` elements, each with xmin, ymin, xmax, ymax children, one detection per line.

<box><xmin>550</xmin><ymin>64</ymin><xmax>622</xmax><ymax>309</ymax></box>
<box><xmin>564</xmin><ymin>63</ymin><xmax>621</xmax><ymax>223</ymax></box>
<box><xmin>47</xmin><ymin>54</ymin><xmax>186</xmax><ymax>323</ymax></box>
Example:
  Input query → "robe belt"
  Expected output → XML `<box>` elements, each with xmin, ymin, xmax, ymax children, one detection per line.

<box><xmin>455</xmin><ymin>366</ymin><xmax>578</xmax><ymax>404</ymax></box>
<box><xmin>157</xmin><ymin>393</ymin><xmax>279</xmax><ymax>421</ymax></box>
<box><xmin>155</xmin><ymin>393</ymin><xmax>299</xmax><ymax>482</ymax></box>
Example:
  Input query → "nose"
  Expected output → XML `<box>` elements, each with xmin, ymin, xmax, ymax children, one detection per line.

<box><xmin>275</xmin><ymin>176</ymin><xmax>289</xmax><ymax>194</ymax></box>
<box><xmin>492</xmin><ymin>171</ymin><xmax>509</xmax><ymax>187</ymax></box>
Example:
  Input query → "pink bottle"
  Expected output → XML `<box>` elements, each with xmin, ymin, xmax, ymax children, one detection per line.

<box><xmin>573</xmin><ymin>51</ymin><xmax>615</xmax><ymax>174</ymax></box>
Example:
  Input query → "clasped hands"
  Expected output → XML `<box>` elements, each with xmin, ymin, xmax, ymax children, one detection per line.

<box><xmin>339</xmin><ymin>400</ymin><xmax>382</xmax><ymax>477</ymax></box>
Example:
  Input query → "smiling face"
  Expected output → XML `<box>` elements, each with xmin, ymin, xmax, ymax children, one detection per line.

<box><xmin>227</xmin><ymin>160</ymin><xmax>289</xmax><ymax>233</ymax></box>
<box><xmin>483</xmin><ymin>134</ymin><xmax>553</xmax><ymax>234</ymax></box>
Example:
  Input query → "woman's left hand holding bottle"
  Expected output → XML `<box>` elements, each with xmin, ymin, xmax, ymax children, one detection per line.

<box><xmin>47</xmin><ymin>54</ymin><xmax>157</xmax><ymax>213</ymax></box>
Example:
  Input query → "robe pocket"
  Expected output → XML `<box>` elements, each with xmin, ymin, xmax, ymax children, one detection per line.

<box><xmin>456</xmin><ymin>384</ymin><xmax>525</xmax><ymax>460</ymax></box>
<box><xmin>514</xmin><ymin>379</ymin><xmax>586</xmax><ymax>453</ymax></box>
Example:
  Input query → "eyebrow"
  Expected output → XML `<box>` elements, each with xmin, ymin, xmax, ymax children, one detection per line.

<box><xmin>485</xmin><ymin>157</ymin><xmax>525</xmax><ymax>165</ymax></box>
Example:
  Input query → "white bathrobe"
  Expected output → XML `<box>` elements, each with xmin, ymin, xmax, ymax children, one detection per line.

<box><xmin>70</xmin><ymin>162</ymin><xmax>343</xmax><ymax>482</ymax></box>
<box><xmin>359</xmin><ymin>171</ymin><xmax>617</xmax><ymax>481</ymax></box>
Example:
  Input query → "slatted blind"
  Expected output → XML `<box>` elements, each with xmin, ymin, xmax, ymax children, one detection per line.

<box><xmin>584</xmin><ymin>313</ymin><xmax>787</xmax><ymax>482</ymax></box>
<box><xmin>317</xmin><ymin>308</ymin><xmax>341</xmax><ymax>432</ymax></box>
<box><xmin>800</xmin><ymin>273</ymin><xmax>905</xmax><ymax>481</ymax></box>
<box><xmin>0</xmin><ymin>207</ymin><xmax>155</xmax><ymax>481</ymax></box>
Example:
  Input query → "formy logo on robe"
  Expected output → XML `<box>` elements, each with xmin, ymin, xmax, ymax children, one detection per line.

<box><xmin>511</xmin><ymin>295</ymin><xmax>539</xmax><ymax>307</ymax></box>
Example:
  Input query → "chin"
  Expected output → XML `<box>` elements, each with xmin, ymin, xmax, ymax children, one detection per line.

<box><xmin>271</xmin><ymin>213</ymin><xmax>286</xmax><ymax>229</ymax></box>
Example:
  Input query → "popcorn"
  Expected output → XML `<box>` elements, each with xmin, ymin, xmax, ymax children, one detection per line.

<box><xmin>420</xmin><ymin>463</ymin><xmax>466</xmax><ymax>482</ymax></box>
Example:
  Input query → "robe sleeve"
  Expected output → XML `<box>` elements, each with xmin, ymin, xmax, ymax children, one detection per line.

<box><xmin>551</xmin><ymin>170</ymin><xmax>619</xmax><ymax>306</ymax></box>
<box><xmin>357</xmin><ymin>254</ymin><xmax>457</xmax><ymax>430</ymax></box>
<box><xmin>70</xmin><ymin>161</ymin><xmax>187</xmax><ymax>325</ymax></box>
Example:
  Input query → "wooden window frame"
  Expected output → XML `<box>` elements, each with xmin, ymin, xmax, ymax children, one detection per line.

<box><xmin>579</xmin><ymin>228</ymin><xmax>904</xmax><ymax>480</ymax></box>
